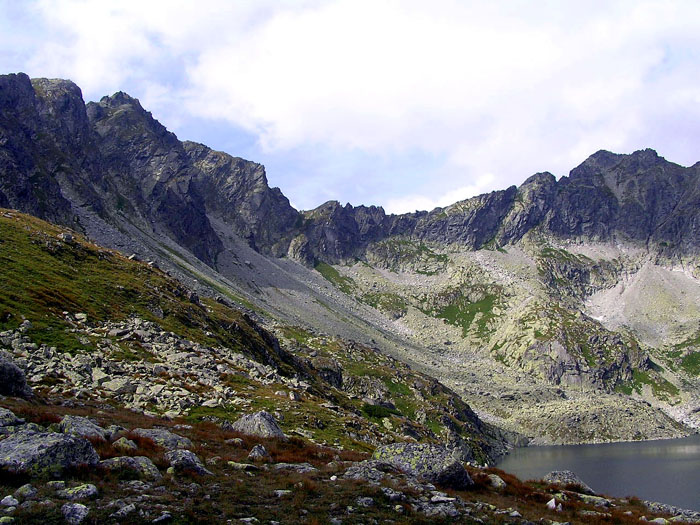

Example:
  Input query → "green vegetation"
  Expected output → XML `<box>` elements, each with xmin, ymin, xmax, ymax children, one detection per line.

<box><xmin>431</xmin><ymin>293</ymin><xmax>499</xmax><ymax>338</ymax></box>
<box><xmin>0</xmin><ymin>210</ymin><xmax>293</xmax><ymax>373</ymax></box>
<box><xmin>680</xmin><ymin>352</ymin><xmax>700</xmax><ymax>375</ymax></box>
<box><xmin>360</xmin><ymin>292</ymin><xmax>407</xmax><ymax>316</ymax></box>
<box><xmin>314</xmin><ymin>262</ymin><xmax>356</xmax><ymax>294</ymax></box>
<box><xmin>361</xmin><ymin>403</ymin><xmax>399</xmax><ymax>420</ymax></box>
<box><xmin>621</xmin><ymin>369</ymin><xmax>681</xmax><ymax>401</ymax></box>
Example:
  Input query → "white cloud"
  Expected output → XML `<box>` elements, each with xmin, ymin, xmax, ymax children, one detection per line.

<box><xmin>385</xmin><ymin>173</ymin><xmax>495</xmax><ymax>214</ymax></box>
<box><xmin>12</xmin><ymin>0</ymin><xmax>700</xmax><ymax>211</ymax></box>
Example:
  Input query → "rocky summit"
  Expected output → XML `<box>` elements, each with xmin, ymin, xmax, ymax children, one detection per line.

<box><xmin>0</xmin><ymin>73</ymin><xmax>699</xmax><ymax>523</ymax></box>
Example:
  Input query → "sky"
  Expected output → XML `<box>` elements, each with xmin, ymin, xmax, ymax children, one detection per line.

<box><xmin>2</xmin><ymin>1</ymin><xmax>700</xmax><ymax>213</ymax></box>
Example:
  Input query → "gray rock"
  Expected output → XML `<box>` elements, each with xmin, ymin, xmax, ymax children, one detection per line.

<box><xmin>343</xmin><ymin>460</ymin><xmax>400</xmax><ymax>484</ymax></box>
<box><xmin>13</xmin><ymin>484</ymin><xmax>37</xmax><ymax>501</ymax></box>
<box><xmin>372</xmin><ymin>443</ymin><xmax>473</xmax><ymax>490</ymax></box>
<box><xmin>0</xmin><ymin>431</ymin><xmax>98</xmax><ymax>477</ymax></box>
<box><xmin>0</xmin><ymin>408</ymin><xmax>24</xmax><ymax>427</ymax></box>
<box><xmin>110</xmin><ymin>503</ymin><xmax>136</xmax><ymax>519</ymax></box>
<box><xmin>131</xmin><ymin>428</ymin><xmax>192</xmax><ymax>450</ymax></box>
<box><xmin>0</xmin><ymin>496</ymin><xmax>18</xmax><ymax>507</ymax></box>
<box><xmin>102</xmin><ymin>377</ymin><xmax>136</xmax><ymax>394</ymax></box>
<box><xmin>228</xmin><ymin>411</ymin><xmax>287</xmax><ymax>440</ymax></box>
<box><xmin>487</xmin><ymin>473</ymin><xmax>507</xmax><ymax>490</ymax></box>
<box><xmin>112</xmin><ymin>437</ymin><xmax>138</xmax><ymax>452</ymax></box>
<box><xmin>57</xmin><ymin>484</ymin><xmax>98</xmax><ymax>500</ymax></box>
<box><xmin>59</xmin><ymin>415</ymin><xmax>107</xmax><ymax>440</ymax></box>
<box><xmin>272</xmin><ymin>462</ymin><xmax>317</xmax><ymax>474</ymax></box>
<box><xmin>543</xmin><ymin>470</ymin><xmax>595</xmax><ymax>495</ymax></box>
<box><xmin>356</xmin><ymin>497</ymin><xmax>374</xmax><ymax>507</ymax></box>
<box><xmin>100</xmin><ymin>456</ymin><xmax>162</xmax><ymax>481</ymax></box>
<box><xmin>152</xmin><ymin>512</ymin><xmax>173</xmax><ymax>523</ymax></box>
<box><xmin>164</xmin><ymin>449</ymin><xmax>212</xmax><ymax>476</ymax></box>
<box><xmin>248</xmin><ymin>444</ymin><xmax>270</xmax><ymax>461</ymax></box>
<box><xmin>62</xmin><ymin>503</ymin><xmax>89</xmax><ymax>524</ymax></box>
<box><xmin>0</xmin><ymin>356</ymin><xmax>32</xmax><ymax>398</ymax></box>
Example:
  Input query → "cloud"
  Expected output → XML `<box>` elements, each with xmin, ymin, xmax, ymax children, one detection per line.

<box><xmin>10</xmin><ymin>0</ymin><xmax>700</xmax><ymax>212</ymax></box>
<box><xmin>385</xmin><ymin>173</ymin><xmax>495</xmax><ymax>214</ymax></box>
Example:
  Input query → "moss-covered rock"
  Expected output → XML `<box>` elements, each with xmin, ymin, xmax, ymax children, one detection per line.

<box><xmin>0</xmin><ymin>431</ymin><xmax>98</xmax><ymax>477</ymax></box>
<box><xmin>372</xmin><ymin>443</ymin><xmax>473</xmax><ymax>489</ymax></box>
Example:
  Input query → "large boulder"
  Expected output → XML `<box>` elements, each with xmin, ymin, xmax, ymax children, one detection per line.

<box><xmin>164</xmin><ymin>449</ymin><xmax>212</xmax><ymax>476</ymax></box>
<box><xmin>0</xmin><ymin>431</ymin><xmax>98</xmax><ymax>477</ymax></box>
<box><xmin>59</xmin><ymin>415</ymin><xmax>107</xmax><ymax>440</ymax></box>
<box><xmin>131</xmin><ymin>428</ymin><xmax>192</xmax><ymax>450</ymax></box>
<box><xmin>0</xmin><ymin>355</ymin><xmax>33</xmax><ymax>398</ymax></box>
<box><xmin>100</xmin><ymin>456</ymin><xmax>162</xmax><ymax>481</ymax></box>
<box><xmin>0</xmin><ymin>407</ymin><xmax>24</xmax><ymax>427</ymax></box>
<box><xmin>228</xmin><ymin>411</ymin><xmax>287</xmax><ymax>440</ymax></box>
<box><xmin>372</xmin><ymin>443</ymin><xmax>474</xmax><ymax>490</ymax></box>
<box><xmin>343</xmin><ymin>460</ymin><xmax>401</xmax><ymax>484</ymax></box>
<box><xmin>543</xmin><ymin>470</ymin><xmax>596</xmax><ymax>495</ymax></box>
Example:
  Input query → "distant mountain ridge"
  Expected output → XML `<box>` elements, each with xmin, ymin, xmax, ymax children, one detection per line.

<box><xmin>2</xmin><ymin>72</ymin><xmax>700</xmax><ymax>270</ymax></box>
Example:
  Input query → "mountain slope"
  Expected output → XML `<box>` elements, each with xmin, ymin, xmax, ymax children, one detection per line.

<box><xmin>0</xmin><ymin>72</ymin><xmax>698</xmax><ymax>444</ymax></box>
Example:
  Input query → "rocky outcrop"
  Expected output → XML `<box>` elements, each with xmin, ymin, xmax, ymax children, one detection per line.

<box><xmin>372</xmin><ymin>443</ymin><xmax>474</xmax><ymax>489</ymax></box>
<box><xmin>0</xmin><ymin>431</ymin><xmax>99</xmax><ymax>476</ymax></box>
<box><xmin>543</xmin><ymin>470</ymin><xmax>595</xmax><ymax>495</ymax></box>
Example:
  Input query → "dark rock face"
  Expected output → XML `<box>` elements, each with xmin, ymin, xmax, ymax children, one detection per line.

<box><xmin>0</xmin><ymin>355</ymin><xmax>33</xmax><ymax>398</ymax></box>
<box><xmin>2</xmin><ymin>73</ymin><xmax>700</xmax><ymax>268</ymax></box>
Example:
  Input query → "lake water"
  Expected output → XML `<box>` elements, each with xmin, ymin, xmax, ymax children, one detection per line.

<box><xmin>497</xmin><ymin>434</ymin><xmax>700</xmax><ymax>511</ymax></box>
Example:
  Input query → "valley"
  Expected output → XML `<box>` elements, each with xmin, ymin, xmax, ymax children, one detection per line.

<box><xmin>0</xmin><ymin>72</ymin><xmax>699</xmax><ymax>522</ymax></box>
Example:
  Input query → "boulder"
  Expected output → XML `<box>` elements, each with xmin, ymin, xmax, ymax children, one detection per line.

<box><xmin>248</xmin><ymin>444</ymin><xmax>270</xmax><ymax>461</ymax></box>
<box><xmin>0</xmin><ymin>431</ymin><xmax>98</xmax><ymax>477</ymax></box>
<box><xmin>543</xmin><ymin>470</ymin><xmax>595</xmax><ymax>495</ymax></box>
<box><xmin>272</xmin><ymin>462</ymin><xmax>317</xmax><ymax>474</ymax></box>
<box><xmin>102</xmin><ymin>377</ymin><xmax>136</xmax><ymax>394</ymax></box>
<box><xmin>487</xmin><ymin>473</ymin><xmax>507</xmax><ymax>490</ymax></box>
<box><xmin>62</xmin><ymin>503</ymin><xmax>89</xmax><ymax>524</ymax></box>
<box><xmin>0</xmin><ymin>407</ymin><xmax>24</xmax><ymax>427</ymax></box>
<box><xmin>100</xmin><ymin>456</ymin><xmax>162</xmax><ymax>481</ymax></box>
<box><xmin>372</xmin><ymin>443</ymin><xmax>474</xmax><ymax>490</ymax></box>
<box><xmin>0</xmin><ymin>356</ymin><xmax>33</xmax><ymax>398</ymax></box>
<box><xmin>164</xmin><ymin>449</ymin><xmax>212</xmax><ymax>476</ymax></box>
<box><xmin>57</xmin><ymin>484</ymin><xmax>98</xmax><ymax>500</ymax></box>
<box><xmin>58</xmin><ymin>415</ymin><xmax>107</xmax><ymax>440</ymax></box>
<box><xmin>228</xmin><ymin>411</ymin><xmax>287</xmax><ymax>440</ymax></box>
<box><xmin>13</xmin><ymin>484</ymin><xmax>37</xmax><ymax>501</ymax></box>
<box><xmin>131</xmin><ymin>428</ymin><xmax>192</xmax><ymax>450</ymax></box>
<box><xmin>112</xmin><ymin>437</ymin><xmax>138</xmax><ymax>453</ymax></box>
<box><xmin>343</xmin><ymin>460</ymin><xmax>402</xmax><ymax>484</ymax></box>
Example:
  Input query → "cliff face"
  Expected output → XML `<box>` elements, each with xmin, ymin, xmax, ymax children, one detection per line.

<box><xmin>3</xmin><ymin>73</ymin><xmax>700</xmax><ymax>269</ymax></box>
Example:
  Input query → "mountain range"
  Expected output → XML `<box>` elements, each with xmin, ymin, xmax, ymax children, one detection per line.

<box><xmin>1</xmin><ymin>72</ymin><xmax>699</xmax><ymax>446</ymax></box>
